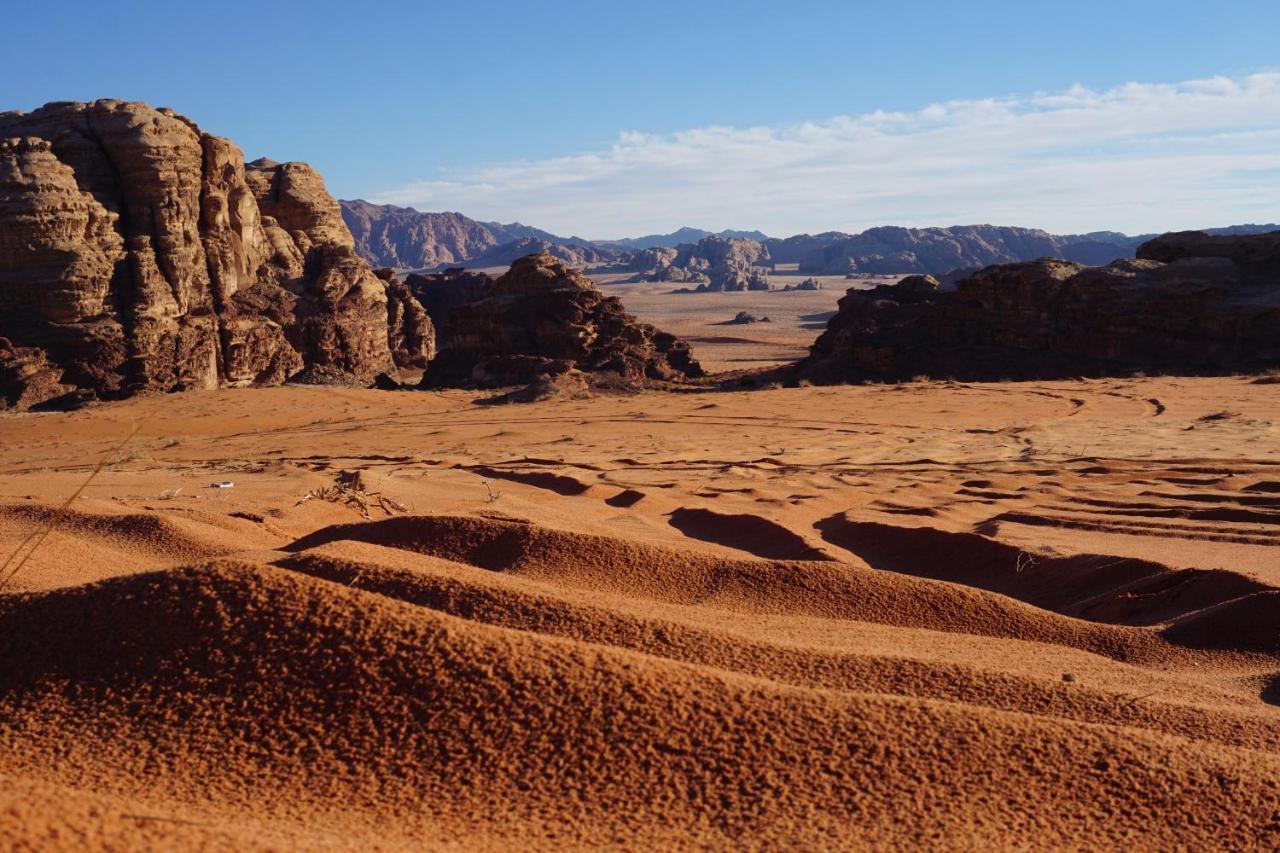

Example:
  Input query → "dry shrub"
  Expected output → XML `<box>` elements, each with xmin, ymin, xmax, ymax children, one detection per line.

<box><xmin>297</xmin><ymin>470</ymin><xmax>408</xmax><ymax>518</ymax></box>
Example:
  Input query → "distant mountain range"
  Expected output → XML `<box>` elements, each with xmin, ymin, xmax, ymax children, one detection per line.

<box><xmin>595</xmin><ymin>226</ymin><xmax>771</xmax><ymax>250</ymax></box>
<box><xmin>339</xmin><ymin>200</ymin><xmax>1277</xmax><ymax>276</ymax></box>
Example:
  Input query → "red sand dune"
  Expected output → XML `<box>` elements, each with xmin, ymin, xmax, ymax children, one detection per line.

<box><xmin>1</xmin><ymin>377</ymin><xmax>1278</xmax><ymax>847</ymax></box>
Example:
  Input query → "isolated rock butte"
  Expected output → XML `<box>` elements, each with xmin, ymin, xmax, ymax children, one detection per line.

<box><xmin>621</xmin><ymin>235</ymin><xmax>771</xmax><ymax>290</ymax></box>
<box><xmin>0</xmin><ymin>100</ymin><xmax>432</xmax><ymax>409</ymax></box>
<box><xmin>423</xmin><ymin>253</ymin><xmax>703</xmax><ymax>388</ymax></box>
<box><xmin>796</xmin><ymin>232</ymin><xmax>1280</xmax><ymax>382</ymax></box>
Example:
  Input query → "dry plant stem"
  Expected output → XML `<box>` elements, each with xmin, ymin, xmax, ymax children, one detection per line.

<box><xmin>296</xmin><ymin>471</ymin><xmax>409</xmax><ymax>519</ymax></box>
<box><xmin>0</xmin><ymin>416</ymin><xmax>150</xmax><ymax>591</ymax></box>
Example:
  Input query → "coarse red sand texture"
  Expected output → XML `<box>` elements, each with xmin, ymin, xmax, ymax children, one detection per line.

<box><xmin>1</xmin><ymin>376</ymin><xmax>1279</xmax><ymax>849</ymax></box>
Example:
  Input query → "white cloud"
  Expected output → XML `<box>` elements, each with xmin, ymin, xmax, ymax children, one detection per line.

<box><xmin>372</xmin><ymin>73</ymin><xmax>1280</xmax><ymax>238</ymax></box>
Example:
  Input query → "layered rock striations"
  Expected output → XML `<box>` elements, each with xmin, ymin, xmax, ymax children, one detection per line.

<box><xmin>423</xmin><ymin>253</ymin><xmax>702</xmax><ymax>388</ymax></box>
<box><xmin>796</xmin><ymin>231</ymin><xmax>1280</xmax><ymax>383</ymax></box>
<box><xmin>0</xmin><ymin>100</ymin><xmax>430</xmax><ymax>408</ymax></box>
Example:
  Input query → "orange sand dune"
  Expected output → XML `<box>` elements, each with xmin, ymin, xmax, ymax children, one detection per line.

<box><xmin>1</xmin><ymin>377</ymin><xmax>1278</xmax><ymax>848</ymax></box>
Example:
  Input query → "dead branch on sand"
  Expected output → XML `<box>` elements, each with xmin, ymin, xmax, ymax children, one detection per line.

<box><xmin>296</xmin><ymin>470</ymin><xmax>408</xmax><ymax>519</ymax></box>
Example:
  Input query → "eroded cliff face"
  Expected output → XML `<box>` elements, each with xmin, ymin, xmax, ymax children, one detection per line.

<box><xmin>0</xmin><ymin>100</ymin><xmax>430</xmax><ymax>409</ymax></box>
<box><xmin>795</xmin><ymin>232</ymin><xmax>1280</xmax><ymax>383</ymax></box>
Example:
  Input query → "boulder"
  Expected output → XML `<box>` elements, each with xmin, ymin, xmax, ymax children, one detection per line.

<box><xmin>795</xmin><ymin>234</ymin><xmax>1280</xmax><ymax>383</ymax></box>
<box><xmin>0</xmin><ymin>337</ymin><xmax>74</xmax><ymax>410</ymax></box>
<box><xmin>423</xmin><ymin>253</ymin><xmax>702</xmax><ymax>388</ymax></box>
<box><xmin>0</xmin><ymin>99</ymin><xmax>430</xmax><ymax>408</ymax></box>
<box><xmin>782</xmin><ymin>277</ymin><xmax>822</xmax><ymax>292</ymax></box>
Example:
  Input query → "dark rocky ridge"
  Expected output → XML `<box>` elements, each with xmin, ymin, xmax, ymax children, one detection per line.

<box><xmin>423</xmin><ymin>253</ymin><xmax>702</xmax><ymax>389</ymax></box>
<box><xmin>0</xmin><ymin>100</ymin><xmax>432</xmax><ymax>410</ymax></box>
<box><xmin>795</xmin><ymin>230</ymin><xmax>1280</xmax><ymax>383</ymax></box>
<box><xmin>401</xmin><ymin>268</ymin><xmax>494</xmax><ymax>341</ymax></box>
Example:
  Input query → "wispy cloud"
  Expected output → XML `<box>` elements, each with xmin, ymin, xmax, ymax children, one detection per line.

<box><xmin>373</xmin><ymin>73</ymin><xmax>1280</xmax><ymax>238</ymax></box>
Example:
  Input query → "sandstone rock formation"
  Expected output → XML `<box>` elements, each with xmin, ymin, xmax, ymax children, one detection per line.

<box><xmin>423</xmin><ymin>253</ymin><xmax>702</xmax><ymax>388</ymax></box>
<box><xmin>1138</xmin><ymin>229</ymin><xmax>1280</xmax><ymax>275</ymax></box>
<box><xmin>402</xmin><ymin>268</ymin><xmax>494</xmax><ymax>340</ymax></box>
<box><xmin>374</xmin><ymin>268</ymin><xmax>436</xmax><ymax>369</ymax></box>
<box><xmin>796</xmin><ymin>232</ymin><xmax>1280</xmax><ymax>383</ymax></box>
<box><xmin>622</xmin><ymin>235</ymin><xmax>771</xmax><ymax>290</ymax></box>
<box><xmin>781</xmin><ymin>277</ymin><xmax>823</xmax><ymax>292</ymax></box>
<box><xmin>0</xmin><ymin>100</ymin><xmax>430</xmax><ymax>408</ymax></box>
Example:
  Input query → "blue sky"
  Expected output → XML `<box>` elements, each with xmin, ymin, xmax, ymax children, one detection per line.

<box><xmin>4</xmin><ymin>0</ymin><xmax>1279</xmax><ymax>237</ymax></box>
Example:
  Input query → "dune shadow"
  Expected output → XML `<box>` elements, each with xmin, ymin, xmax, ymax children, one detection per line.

<box><xmin>799</xmin><ymin>310</ymin><xmax>836</xmax><ymax>330</ymax></box>
<box><xmin>1260</xmin><ymin>674</ymin><xmax>1280</xmax><ymax>707</ymax></box>
<box><xmin>668</xmin><ymin>507</ymin><xmax>830</xmax><ymax>561</ymax></box>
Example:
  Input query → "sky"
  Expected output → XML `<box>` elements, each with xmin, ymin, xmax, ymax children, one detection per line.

<box><xmin>3</xmin><ymin>0</ymin><xmax>1279</xmax><ymax>238</ymax></box>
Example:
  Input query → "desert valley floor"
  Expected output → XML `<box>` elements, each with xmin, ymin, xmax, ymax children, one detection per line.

<box><xmin>2</xmin><ymin>373</ymin><xmax>1279</xmax><ymax>848</ymax></box>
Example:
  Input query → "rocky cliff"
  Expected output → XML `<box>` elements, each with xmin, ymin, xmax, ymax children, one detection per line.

<box><xmin>795</xmin><ymin>230</ymin><xmax>1280</xmax><ymax>383</ymax></box>
<box><xmin>423</xmin><ymin>253</ymin><xmax>702</xmax><ymax>389</ymax></box>
<box><xmin>0</xmin><ymin>100</ymin><xmax>431</xmax><ymax>409</ymax></box>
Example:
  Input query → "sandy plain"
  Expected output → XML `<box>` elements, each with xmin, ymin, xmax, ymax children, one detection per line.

<box><xmin>1</xmin><ymin>361</ymin><xmax>1278</xmax><ymax>848</ymax></box>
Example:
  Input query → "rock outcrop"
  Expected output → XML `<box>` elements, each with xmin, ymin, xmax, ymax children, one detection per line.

<box><xmin>796</xmin><ymin>232</ymin><xmax>1280</xmax><ymax>383</ymax></box>
<box><xmin>402</xmin><ymin>268</ymin><xmax>494</xmax><ymax>340</ymax></box>
<box><xmin>781</xmin><ymin>277</ymin><xmax>823</xmax><ymax>292</ymax></box>
<box><xmin>423</xmin><ymin>253</ymin><xmax>702</xmax><ymax>389</ymax></box>
<box><xmin>373</xmin><ymin>268</ymin><xmax>436</xmax><ymax>369</ymax></box>
<box><xmin>623</xmin><ymin>235</ymin><xmax>772</xmax><ymax>290</ymax></box>
<box><xmin>0</xmin><ymin>99</ymin><xmax>430</xmax><ymax>408</ymax></box>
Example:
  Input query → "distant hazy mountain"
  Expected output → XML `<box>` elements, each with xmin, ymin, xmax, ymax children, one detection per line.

<box><xmin>599</xmin><ymin>226</ymin><xmax>771</xmax><ymax>250</ymax></box>
<box><xmin>340</xmin><ymin>200</ymin><xmax>592</xmax><ymax>269</ymax></box>
<box><xmin>340</xmin><ymin>200</ymin><xmax>499</xmax><ymax>269</ymax></box>
<box><xmin>340</xmin><ymin>200</ymin><xmax>1278</xmax><ymax>276</ymax></box>
<box><xmin>427</xmin><ymin>237</ymin><xmax>617</xmax><ymax>271</ymax></box>
<box><xmin>767</xmin><ymin>224</ymin><xmax>1280</xmax><ymax>276</ymax></box>
<box><xmin>482</xmin><ymin>221</ymin><xmax>594</xmax><ymax>248</ymax></box>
